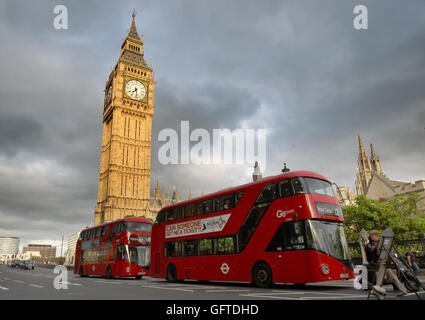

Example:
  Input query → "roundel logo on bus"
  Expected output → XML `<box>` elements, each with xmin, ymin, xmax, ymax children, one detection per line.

<box><xmin>276</xmin><ymin>209</ymin><xmax>295</xmax><ymax>218</ymax></box>
<box><xmin>220</xmin><ymin>263</ymin><xmax>230</xmax><ymax>275</ymax></box>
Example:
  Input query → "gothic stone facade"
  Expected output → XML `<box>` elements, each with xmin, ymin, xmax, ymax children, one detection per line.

<box><xmin>338</xmin><ymin>134</ymin><xmax>425</xmax><ymax>211</ymax></box>
<box><xmin>94</xmin><ymin>12</ymin><xmax>155</xmax><ymax>225</ymax></box>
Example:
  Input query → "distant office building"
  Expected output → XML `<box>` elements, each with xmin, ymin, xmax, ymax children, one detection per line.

<box><xmin>64</xmin><ymin>232</ymin><xmax>80</xmax><ymax>266</ymax></box>
<box><xmin>0</xmin><ymin>237</ymin><xmax>20</xmax><ymax>260</ymax></box>
<box><xmin>22</xmin><ymin>244</ymin><xmax>56</xmax><ymax>259</ymax></box>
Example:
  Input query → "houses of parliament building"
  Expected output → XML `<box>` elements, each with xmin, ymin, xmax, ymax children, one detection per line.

<box><xmin>338</xmin><ymin>134</ymin><xmax>425</xmax><ymax>210</ymax></box>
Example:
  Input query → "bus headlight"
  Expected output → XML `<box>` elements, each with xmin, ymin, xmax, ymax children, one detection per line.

<box><xmin>321</xmin><ymin>264</ymin><xmax>330</xmax><ymax>275</ymax></box>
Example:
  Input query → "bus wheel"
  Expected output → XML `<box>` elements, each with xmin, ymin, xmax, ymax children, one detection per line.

<box><xmin>252</xmin><ymin>262</ymin><xmax>273</xmax><ymax>288</ymax></box>
<box><xmin>135</xmin><ymin>276</ymin><xmax>142</xmax><ymax>280</ymax></box>
<box><xmin>106</xmin><ymin>266</ymin><xmax>113</xmax><ymax>279</ymax></box>
<box><xmin>166</xmin><ymin>264</ymin><xmax>178</xmax><ymax>282</ymax></box>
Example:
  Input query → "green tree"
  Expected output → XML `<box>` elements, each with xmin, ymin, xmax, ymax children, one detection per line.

<box><xmin>343</xmin><ymin>193</ymin><xmax>425</xmax><ymax>243</ymax></box>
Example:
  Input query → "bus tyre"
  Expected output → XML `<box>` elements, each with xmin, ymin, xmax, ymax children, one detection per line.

<box><xmin>166</xmin><ymin>264</ymin><xmax>178</xmax><ymax>282</ymax></box>
<box><xmin>106</xmin><ymin>266</ymin><xmax>112</xmax><ymax>279</ymax></box>
<box><xmin>135</xmin><ymin>276</ymin><xmax>142</xmax><ymax>280</ymax></box>
<box><xmin>252</xmin><ymin>262</ymin><xmax>273</xmax><ymax>288</ymax></box>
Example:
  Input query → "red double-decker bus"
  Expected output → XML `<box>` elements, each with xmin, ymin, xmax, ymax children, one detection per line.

<box><xmin>74</xmin><ymin>217</ymin><xmax>152</xmax><ymax>279</ymax></box>
<box><xmin>150</xmin><ymin>171</ymin><xmax>354</xmax><ymax>287</ymax></box>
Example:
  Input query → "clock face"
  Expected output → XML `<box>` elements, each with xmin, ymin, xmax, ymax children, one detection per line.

<box><xmin>125</xmin><ymin>80</ymin><xmax>146</xmax><ymax>100</ymax></box>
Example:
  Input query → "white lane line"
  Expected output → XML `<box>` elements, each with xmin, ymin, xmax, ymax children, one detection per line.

<box><xmin>146</xmin><ymin>285</ymin><xmax>194</xmax><ymax>292</ymax></box>
<box><xmin>4</xmin><ymin>278</ymin><xmax>10</xmax><ymax>280</ymax></box>
<box><xmin>29</xmin><ymin>284</ymin><xmax>44</xmax><ymax>288</ymax></box>
<box><xmin>205</xmin><ymin>289</ymin><xmax>251</xmax><ymax>293</ymax></box>
<box><xmin>272</xmin><ymin>290</ymin><xmax>305</xmax><ymax>295</ymax></box>
<box><xmin>94</xmin><ymin>280</ymin><xmax>121</xmax><ymax>285</ymax></box>
<box><xmin>0</xmin><ymin>285</ymin><xmax>9</xmax><ymax>291</ymax></box>
<box><xmin>301</xmin><ymin>294</ymin><xmax>367</xmax><ymax>300</ymax></box>
<box><xmin>13</xmin><ymin>280</ymin><xmax>24</xmax><ymax>284</ymax></box>
<box><xmin>239</xmin><ymin>294</ymin><xmax>302</xmax><ymax>300</ymax></box>
<box><xmin>63</xmin><ymin>281</ymin><xmax>82</xmax><ymax>286</ymax></box>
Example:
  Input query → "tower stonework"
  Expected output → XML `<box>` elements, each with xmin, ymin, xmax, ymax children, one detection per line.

<box><xmin>94</xmin><ymin>11</ymin><xmax>155</xmax><ymax>225</ymax></box>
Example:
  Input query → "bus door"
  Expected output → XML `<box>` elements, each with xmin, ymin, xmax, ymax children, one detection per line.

<box><xmin>266</xmin><ymin>220</ymin><xmax>311</xmax><ymax>283</ymax></box>
<box><xmin>115</xmin><ymin>245</ymin><xmax>128</xmax><ymax>274</ymax></box>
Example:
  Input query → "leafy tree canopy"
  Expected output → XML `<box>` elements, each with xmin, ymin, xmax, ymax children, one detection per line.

<box><xmin>343</xmin><ymin>193</ymin><xmax>425</xmax><ymax>242</ymax></box>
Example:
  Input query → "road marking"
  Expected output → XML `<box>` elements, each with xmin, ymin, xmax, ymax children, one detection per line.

<box><xmin>146</xmin><ymin>285</ymin><xmax>194</xmax><ymax>292</ymax></box>
<box><xmin>13</xmin><ymin>280</ymin><xmax>24</xmax><ymax>284</ymax></box>
<box><xmin>0</xmin><ymin>285</ymin><xmax>9</xmax><ymax>291</ymax></box>
<box><xmin>205</xmin><ymin>289</ymin><xmax>251</xmax><ymax>293</ymax></box>
<box><xmin>301</xmin><ymin>294</ymin><xmax>367</xmax><ymax>300</ymax></box>
<box><xmin>272</xmin><ymin>290</ymin><xmax>305</xmax><ymax>294</ymax></box>
<box><xmin>63</xmin><ymin>281</ymin><xmax>82</xmax><ymax>286</ymax></box>
<box><xmin>4</xmin><ymin>278</ymin><xmax>10</xmax><ymax>280</ymax></box>
<box><xmin>239</xmin><ymin>293</ymin><xmax>302</xmax><ymax>300</ymax></box>
<box><xmin>94</xmin><ymin>280</ymin><xmax>121</xmax><ymax>285</ymax></box>
<box><xmin>29</xmin><ymin>284</ymin><xmax>44</xmax><ymax>288</ymax></box>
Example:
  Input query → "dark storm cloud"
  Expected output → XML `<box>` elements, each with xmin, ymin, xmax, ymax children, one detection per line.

<box><xmin>0</xmin><ymin>0</ymin><xmax>424</xmax><ymax>246</ymax></box>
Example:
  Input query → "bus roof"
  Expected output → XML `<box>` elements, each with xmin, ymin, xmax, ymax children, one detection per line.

<box><xmin>81</xmin><ymin>217</ymin><xmax>152</xmax><ymax>232</ymax></box>
<box><xmin>160</xmin><ymin>170</ymin><xmax>330</xmax><ymax>212</ymax></box>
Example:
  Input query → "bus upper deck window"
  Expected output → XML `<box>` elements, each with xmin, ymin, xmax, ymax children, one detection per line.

<box><xmin>292</xmin><ymin>178</ymin><xmax>306</xmax><ymax>195</ymax></box>
<box><xmin>257</xmin><ymin>183</ymin><xmax>278</xmax><ymax>204</ymax></box>
<box><xmin>222</xmin><ymin>195</ymin><xmax>235</xmax><ymax>210</ymax></box>
<box><xmin>279</xmin><ymin>180</ymin><xmax>294</xmax><ymax>198</ymax></box>
<box><xmin>201</xmin><ymin>200</ymin><xmax>212</xmax><ymax>214</ymax></box>
<box><xmin>235</xmin><ymin>191</ymin><xmax>244</xmax><ymax>205</ymax></box>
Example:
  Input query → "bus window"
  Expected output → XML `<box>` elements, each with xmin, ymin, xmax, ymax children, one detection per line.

<box><xmin>183</xmin><ymin>240</ymin><xmax>198</xmax><ymax>256</ymax></box>
<box><xmin>214</xmin><ymin>197</ymin><xmax>224</xmax><ymax>212</ymax></box>
<box><xmin>95</xmin><ymin>228</ymin><xmax>102</xmax><ymax>237</ymax></box>
<box><xmin>303</xmin><ymin>177</ymin><xmax>336</xmax><ymax>197</ymax></box>
<box><xmin>185</xmin><ymin>204</ymin><xmax>197</xmax><ymax>218</ymax></box>
<box><xmin>166</xmin><ymin>209</ymin><xmax>174</xmax><ymax>221</ymax></box>
<box><xmin>215</xmin><ymin>236</ymin><xmax>235</xmax><ymax>254</ymax></box>
<box><xmin>124</xmin><ymin>221</ymin><xmax>152</xmax><ymax>232</ymax></box>
<box><xmin>279</xmin><ymin>179</ymin><xmax>294</xmax><ymax>198</ymax></box>
<box><xmin>222</xmin><ymin>195</ymin><xmax>235</xmax><ymax>210</ymax></box>
<box><xmin>164</xmin><ymin>242</ymin><xmax>182</xmax><ymax>257</ymax></box>
<box><xmin>235</xmin><ymin>191</ymin><xmax>244</xmax><ymax>205</ymax></box>
<box><xmin>256</xmin><ymin>183</ymin><xmax>278</xmax><ymax>204</ymax></box>
<box><xmin>266</xmin><ymin>221</ymin><xmax>306</xmax><ymax>252</ymax></box>
<box><xmin>292</xmin><ymin>178</ymin><xmax>306</xmax><ymax>195</ymax></box>
<box><xmin>155</xmin><ymin>210</ymin><xmax>166</xmax><ymax>224</ymax></box>
<box><xmin>168</xmin><ymin>207</ymin><xmax>182</xmax><ymax>221</ymax></box>
<box><xmin>195</xmin><ymin>202</ymin><xmax>203</xmax><ymax>215</ymax></box>
<box><xmin>201</xmin><ymin>200</ymin><xmax>213</xmax><ymax>214</ymax></box>
<box><xmin>199</xmin><ymin>238</ymin><xmax>213</xmax><ymax>255</ymax></box>
<box><xmin>238</xmin><ymin>205</ymin><xmax>268</xmax><ymax>251</ymax></box>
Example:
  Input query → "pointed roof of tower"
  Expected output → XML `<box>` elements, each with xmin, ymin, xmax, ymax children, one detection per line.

<box><xmin>370</xmin><ymin>143</ymin><xmax>378</xmax><ymax>160</ymax></box>
<box><xmin>358</xmin><ymin>132</ymin><xmax>366</xmax><ymax>154</ymax></box>
<box><xmin>153</xmin><ymin>178</ymin><xmax>160</xmax><ymax>199</ymax></box>
<box><xmin>127</xmin><ymin>8</ymin><xmax>141</xmax><ymax>41</ymax></box>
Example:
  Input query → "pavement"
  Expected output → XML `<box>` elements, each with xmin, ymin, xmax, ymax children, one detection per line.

<box><xmin>0</xmin><ymin>264</ymin><xmax>424</xmax><ymax>300</ymax></box>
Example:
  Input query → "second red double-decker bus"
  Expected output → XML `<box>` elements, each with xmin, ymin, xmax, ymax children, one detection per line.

<box><xmin>74</xmin><ymin>217</ymin><xmax>152</xmax><ymax>279</ymax></box>
<box><xmin>150</xmin><ymin>171</ymin><xmax>354</xmax><ymax>287</ymax></box>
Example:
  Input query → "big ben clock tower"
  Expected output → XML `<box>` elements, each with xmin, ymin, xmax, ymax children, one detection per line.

<box><xmin>94</xmin><ymin>10</ymin><xmax>155</xmax><ymax>225</ymax></box>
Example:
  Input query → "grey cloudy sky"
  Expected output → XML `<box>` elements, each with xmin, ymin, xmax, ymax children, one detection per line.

<box><xmin>0</xmin><ymin>0</ymin><xmax>424</xmax><ymax>252</ymax></box>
